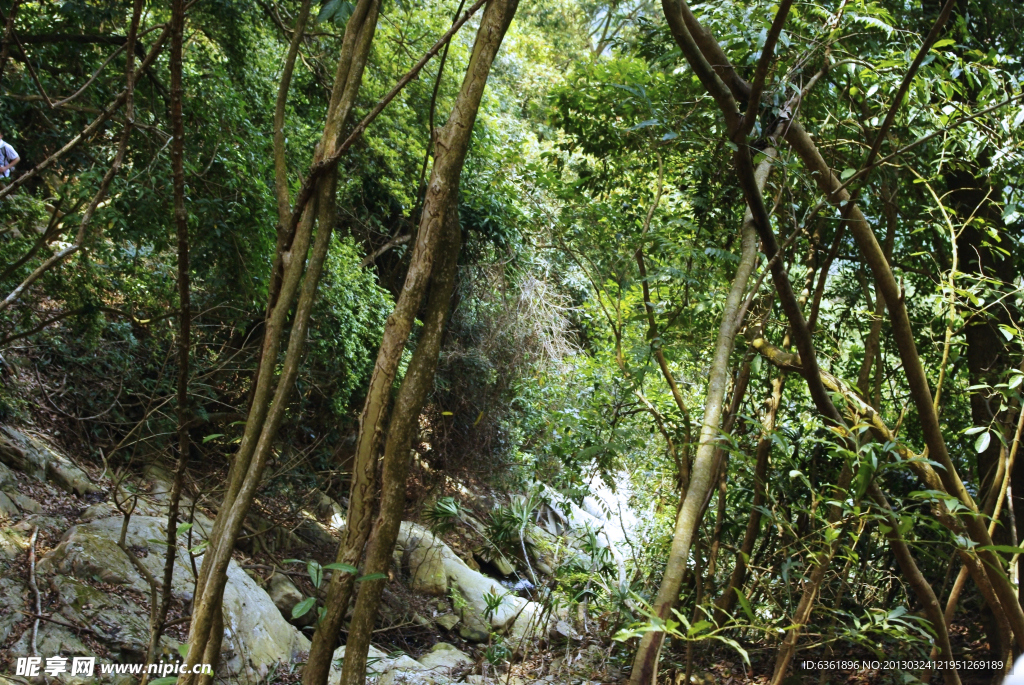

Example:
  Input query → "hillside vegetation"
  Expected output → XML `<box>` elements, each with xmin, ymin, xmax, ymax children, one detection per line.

<box><xmin>0</xmin><ymin>0</ymin><xmax>1023</xmax><ymax>683</ymax></box>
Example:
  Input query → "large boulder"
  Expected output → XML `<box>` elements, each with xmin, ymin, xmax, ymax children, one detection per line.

<box><xmin>328</xmin><ymin>644</ymin><xmax>428</xmax><ymax>685</ymax></box>
<box><xmin>396</xmin><ymin>522</ymin><xmax>530</xmax><ymax>642</ymax></box>
<box><xmin>35</xmin><ymin>513</ymin><xmax>310</xmax><ymax>680</ymax></box>
<box><xmin>218</xmin><ymin>560</ymin><xmax>310</xmax><ymax>678</ymax></box>
<box><xmin>38</xmin><ymin>515</ymin><xmax>196</xmax><ymax>595</ymax></box>
<box><xmin>0</xmin><ymin>490</ymin><xmax>18</xmax><ymax>518</ymax></box>
<box><xmin>268</xmin><ymin>572</ymin><xmax>315</xmax><ymax>627</ymax></box>
<box><xmin>417</xmin><ymin>642</ymin><xmax>473</xmax><ymax>673</ymax></box>
<box><xmin>0</xmin><ymin>427</ymin><xmax>101</xmax><ymax>497</ymax></box>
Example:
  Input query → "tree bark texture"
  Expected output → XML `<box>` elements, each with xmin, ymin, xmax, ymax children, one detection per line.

<box><xmin>151</xmin><ymin>0</ymin><xmax>189</xmax><ymax>667</ymax></box>
<box><xmin>337</xmin><ymin>213</ymin><xmax>461</xmax><ymax>685</ymax></box>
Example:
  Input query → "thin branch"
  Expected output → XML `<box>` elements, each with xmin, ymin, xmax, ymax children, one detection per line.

<box><xmin>741</xmin><ymin>0</ymin><xmax>794</xmax><ymax>135</ymax></box>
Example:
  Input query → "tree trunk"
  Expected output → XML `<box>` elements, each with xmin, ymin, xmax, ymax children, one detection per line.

<box><xmin>714</xmin><ymin>372</ymin><xmax>786</xmax><ymax>624</ymax></box>
<box><xmin>178</xmin><ymin>2</ymin><xmax>381</xmax><ymax>680</ymax></box>
<box><xmin>869</xmin><ymin>482</ymin><xmax>960</xmax><ymax>685</ymax></box>
<box><xmin>784</xmin><ymin>121</ymin><xmax>1024</xmax><ymax>650</ymax></box>
<box><xmin>303</xmin><ymin>1</ymin><xmax>519</xmax><ymax>681</ymax></box>
<box><xmin>855</xmin><ymin>182</ymin><xmax>896</xmax><ymax>399</ymax></box>
<box><xmin>626</xmin><ymin>146</ymin><xmax>769</xmax><ymax>685</ymax></box>
<box><xmin>150</xmin><ymin>0</ymin><xmax>188</xmax><ymax>667</ymax></box>
<box><xmin>338</xmin><ymin>212</ymin><xmax>461</xmax><ymax>685</ymax></box>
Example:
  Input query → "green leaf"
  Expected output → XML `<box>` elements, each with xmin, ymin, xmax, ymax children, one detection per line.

<box><xmin>146</xmin><ymin>538</ymin><xmax>170</xmax><ymax>546</ymax></box>
<box><xmin>316</xmin><ymin>0</ymin><xmax>341</xmax><ymax>23</ymax></box>
<box><xmin>308</xmin><ymin>560</ymin><xmax>323</xmax><ymax>589</ymax></box>
<box><xmin>978</xmin><ymin>544</ymin><xmax>1024</xmax><ymax>554</ymax></box>
<box><xmin>734</xmin><ymin>588</ymin><xmax>756</xmax><ymax>622</ymax></box>
<box><xmin>292</xmin><ymin>596</ymin><xmax>316</xmax><ymax>619</ymax></box>
<box><xmin>687</xmin><ymin>620</ymin><xmax>712</xmax><ymax>636</ymax></box>
<box><xmin>178</xmin><ymin>643</ymin><xmax>189</xmax><ymax>658</ymax></box>
<box><xmin>357</xmin><ymin>572</ymin><xmax>388</xmax><ymax>582</ymax></box>
<box><xmin>150</xmin><ymin>678</ymin><xmax>179</xmax><ymax>685</ymax></box>
<box><xmin>202</xmin><ymin>433</ymin><xmax>224</xmax><ymax>444</ymax></box>
<box><xmin>176</xmin><ymin>522</ymin><xmax>193</xmax><ymax>536</ymax></box>
<box><xmin>841</xmin><ymin>167</ymin><xmax>857</xmax><ymax>180</ymax></box>
<box><xmin>324</xmin><ymin>562</ymin><xmax>359</xmax><ymax>574</ymax></box>
<box><xmin>975</xmin><ymin>431</ymin><xmax>992</xmax><ymax>454</ymax></box>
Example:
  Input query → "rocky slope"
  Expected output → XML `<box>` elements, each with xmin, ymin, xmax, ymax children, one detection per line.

<box><xmin>0</xmin><ymin>427</ymin><xmax>626</xmax><ymax>684</ymax></box>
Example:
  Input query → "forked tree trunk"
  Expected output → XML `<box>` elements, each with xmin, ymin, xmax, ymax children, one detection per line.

<box><xmin>337</xmin><ymin>214</ymin><xmax>461</xmax><ymax>685</ymax></box>
<box><xmin>660</xmin><ymin>0</ymin><xmax>1024</xmax><ymax>649</ymax></box>
<box><xmin>626</xmin><ymin>149</ymin><xmax>769</xmax><ymax>685</ymax></box>
<box><xmin>178</xmin><ymin>3</ymin><xmax>381</xmax><ymax>681</ymax></box>
<box><xmin>303</xmin><ymin>1</ymin><xmax>519</xmax><ymax>681</ymax></box>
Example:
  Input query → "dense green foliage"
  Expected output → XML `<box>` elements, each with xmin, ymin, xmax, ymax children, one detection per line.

<box><xmin>2</xmin><ymin>0</ymin><xmax>1024</xmax><ymax>679</ymax></box>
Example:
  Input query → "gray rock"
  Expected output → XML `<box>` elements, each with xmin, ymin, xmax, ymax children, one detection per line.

<box><xmin>51</xmin><ymin>574</ymin><xmax>155</xmax><ymax>662</ymax></box>
<box><xmin>0</xmin><ymin>460</ymin><xmax>14</xmax><ymax>487</ymax></box>
<box><xmin>401</xmin><ymin>526</ymin><xmax>448</xmax><ymax>596</ymax></box>
<box><xmin>378</xmin><ymin>672</ymin><xmax>449</xmax><ymax>685</ymax></box>
<box><xmin>34</xmin><ymin>514</ymin><xmax>311</xmax><ymax>680</ymax></box>
<box><xmin>294</xmin><ymin>515</ymin><xmax>337</xmax><ymax>548</ymax></box>
<box><xmin>0</xmin><ymin>427</ymin><xmax>101</xmax><ymax>496</ymax></box>
<box><xmin>269</xmin><ymin>572</ymin><xmax>314</xmax><ymax>627</ymax></box>
<box><xmin>417</xmin><ymin>642</ymin><xmax>473</xmax><ymax>672</ymax></box>
<box><xmin>458</xmin><ymin>623</ymin><xmax>489</xmax><ymax>642</ymax></box>
<box><xmin>396</xmin><ymin>522</ymin><xmax>529</xmax><ymax>643</ymax></box>
<box><xmin>0</xmin><ymin>574</ymin><xmax>27</xmax><ymax>643</ymax></box>
<box><xmin>9</xmin><ymin>491</ymin><xmax>42</xmax><ymax>514</ymax></box>
<box><xmin>474</xmin><ymin>545</ymin><xmax>514</xmax><ymax>576</ymax></box>
<box><xmin>436</xmin><ymin>613</ymin><xmax>459</xmax><ymax>631</ymax></box>
<box><xmin>77</xmin><ymin>501</ymin><xmax>120</xmax><ymax>522</ymax></box>
<box><xmin>0</xmin><ymin>490</ymin><xmax>18</xmax><ymax>518</ymax></box>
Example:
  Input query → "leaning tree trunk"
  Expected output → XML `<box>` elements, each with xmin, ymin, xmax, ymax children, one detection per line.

<box><xmin>626</xmin><ymin>146</ymin><xmax>770</xmax><ymax>685</ymax></box>
<box><xmin>303</xmin><ymin>2</ymin><xmax>519</xmax><ymax>681</ymax></box>
<box><xmin>337</xmin><ymin>213</ymin><xmax>460</xmax><ymax>685</ymax></box>
<box><xmin>784</xmin><ymin>121</ymin><xmax>1024</xmax><ymax>649</ymax></box>
<box><xmin>177</xmin><ymin>2</ymin><xmax>381</xmax><ymax>681</ymax></box>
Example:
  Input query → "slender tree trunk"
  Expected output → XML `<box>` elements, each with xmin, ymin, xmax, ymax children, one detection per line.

<box><xmin>855</xmin><ymin>183</ymin><xmax>896</xmax><ymax>398</ymax></box>
<box><xmin>769</xmin><ymin>518</ymin><xmax>843</xmax><ymax>685</ymax></box>
<box><xmin>244</xmin><ymin>0</ymin><xmax>314</xmax><ymax>410</ymax></box>
<box><xmin>338</xmin><ymin>213</ymin><xmax>461</xmax><ymax>685</ymax></box>
<box><xmin>303</xmin><ymin>2</ymin><xmax>518</xmax><ymax>681</ymax></box>
<box><xmin>868</xmin><ymin>483</ymin><xmax>960</xmax><ymax>685</ymax></box>
<box><xmin>178</xmin><ymin>3</ymin><xmax>380</xmax><ymax>681</ymax></box>
<box><xmin>784</xmin><ymin>122</ymin><xmax>1024</xmax><ymax>649</ymax></box>
<box><xmin>626</xmin><ymin>147</ymin><xmax>769</xmax><ymax>685</ymax></box>
<box><xmin>149</xmin><ymin>0</ymin><xmax>188</xmax><ymax>668</ymax></box>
